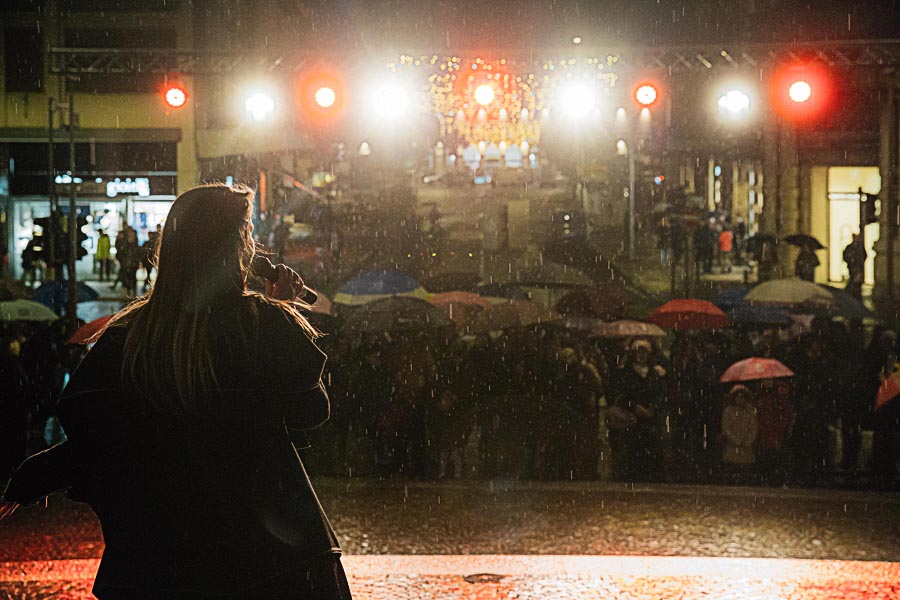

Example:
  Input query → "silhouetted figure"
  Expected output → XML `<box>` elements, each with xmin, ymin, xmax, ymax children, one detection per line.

<box><xmin>2</xmin><ymin>184</ymin><xmax>351</xmax><ymax>599</ymax></box>
<box><xmin>794</xmin><ymin>246</ymin><xmax>819</xmax><ymax>282</ymax></box>
<box><xmin>843</xmin><ymin>233</ymin><xmax>867</xmax><ymax>300</ymax></box>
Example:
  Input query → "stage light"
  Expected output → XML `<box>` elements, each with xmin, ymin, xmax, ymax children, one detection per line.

<box><xmin>372</xmin><ymin>84</ymin><xmax>411</xmax><ymax>120</ymax></box>
<box><xmin>635</xmin><ymin>84</ymin><xmax>658</xmax><ymax>107</ymax></box>
<box><xmin>474</xmin><ymin>84</ymin><xmax>495</xmax><ymax>106</ymax></box>
<box><xmin>315</xmin><ymin>86</ymin><xmax>337</xmax><ymax>108</ymax></box>
<box><xmin>559</xmin><ymin>82</ymin><xmax>596</xmax><ymax>118</ymax></box>
<box><xmin>717</xmin><ymin>89</ymin><xmax>751</xmax><ymax>115</ymax></box>
<box><xmin>163</xmin><ymin>86</ymin><xmax>187</xmax><ymax>108</ymax></box>
<box><xmin>244</xmin><ymin>92</ymin><xmax>275</xmax><ymax>123</ymax></box>
<box><xmin>789</xmin><ymin>80</ymin><xmax>812</xmax><ymax>103</ymax></box>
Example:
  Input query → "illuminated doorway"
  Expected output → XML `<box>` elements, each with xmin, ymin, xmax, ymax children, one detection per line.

<box><xmin>825</xmin><ymin>167</ymin><xmax>880</xmax><ymax>285</ymax></box>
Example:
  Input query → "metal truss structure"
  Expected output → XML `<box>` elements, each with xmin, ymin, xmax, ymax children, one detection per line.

<box><xmin>50</xmin><ymin>39</ymin><xmax>900</xmax><ymax>76</ymax></box>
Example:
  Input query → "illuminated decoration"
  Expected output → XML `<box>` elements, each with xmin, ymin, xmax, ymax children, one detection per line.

<box><xmin>385</xmin><ymin>53</ymin><xmax>619</xmax><ymax>145</ymax></box>
<box><xmin>635</xmin><ymin>84</ymin><xmax>658</xmax><ymax>106</ymax></box>
<box><xmin>572</xmin><ymin>36</ymin><xmax>583</xmax><ymax>45</ymax></box>
<box><xmin>717</xmin><ymin>89</ymin><xmax>751</xmax><ymax>115</ymax></box>
<box><xmin>106</xmin><ymin>177</ymin><xmax>151</xmax><ymax>198</ymax></box>
<box><xmin>315</xmin><ymin>86</ymin><xmax>337</xmax><ymax>108</ymax></box>
<box><xmin>358</xmin><ymin>141</ymin><xmax>372</xmax><ymax>156</ymax></box>
<box><xmin>244</xmin><ymin>92</ymin><xmax>275</xmax><ymax>122</ymax></box>
<box><xmin>789</xmin><ymin>80</ymin><xmax>812</xmax><ymax>103</ymax></box>
<box><xmin>474</xmin><ymin>84</ymin><xmax>495</xmax><ymax>106</ymax></box>
<box><xmin>164</xmin><ymin>86</ymin><xmax>187</xmax><ymax>108</ymax></box>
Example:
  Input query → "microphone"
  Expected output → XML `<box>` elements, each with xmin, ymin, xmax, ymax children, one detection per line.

<box><xmin>251</xmin><ymin>254</ymin><xmax>318</xmax><ymax>305</ymax></box>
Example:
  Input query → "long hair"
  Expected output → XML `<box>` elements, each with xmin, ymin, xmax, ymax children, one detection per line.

<box><xmin>108</xmin><ymin>183</ymin><xmax>316</xmax><ymax>413</ymax></box>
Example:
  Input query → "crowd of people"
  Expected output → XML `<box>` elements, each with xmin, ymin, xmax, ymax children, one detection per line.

<box><xmin>300</xmin><ymin>315</ymin><xmax>900</xmax><ymax>489</ymax></box>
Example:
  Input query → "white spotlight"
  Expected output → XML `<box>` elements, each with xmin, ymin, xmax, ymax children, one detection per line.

<box><xmin>560</xmin><ymin>82</ymin><xmax>596</xmax><ymax>119</ymax></box>
<box><xmin>372</xmin><ymin>84</ymin><xmax>411</xmax><ymax>120</ymax></box>
<box><xmin>244</xmin><ymin>92</ymin><xmax>275</xmax><ymax>123</ymax></box>
<box><xmin>717</xmin><ymin>89</ymin><xmax>751</xmax><ymax>115</ymax></box>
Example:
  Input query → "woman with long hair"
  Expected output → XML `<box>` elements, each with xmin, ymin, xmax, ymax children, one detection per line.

<box><xmin>2</xmin><ymin>184</ymin><xmax>351</xmax><ymax>599</ymax></box>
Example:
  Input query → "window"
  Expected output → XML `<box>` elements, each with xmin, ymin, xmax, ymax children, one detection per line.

<box><xmin>4</xmin><ymin>28</ymin><xmax>44</xmax><ymax>93</ymax></box>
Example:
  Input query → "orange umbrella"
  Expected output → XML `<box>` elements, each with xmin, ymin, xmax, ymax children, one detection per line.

<box><xmin>648</xmin><ymin>299</ymin><xmax>730</xmax><ymax>331</ymax></box>
<box><xmin>67</xmin><ymin>314</ymin><xmax>114</xmax><ymax>345</ymax></box>
<box><xmin>875</xmin><ymin>367</ymin><xmax>900</xmax><ymax>412</ymax></box>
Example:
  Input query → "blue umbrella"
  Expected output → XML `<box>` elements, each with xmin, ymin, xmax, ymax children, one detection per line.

<box><xmin>712</xmin><ymin>287</ymin><xmax>750</xmax><ymax>310</ymax></box>
<box><xmin>33</xmin><ymin>281</ymin><xmax>100</xmax><ymax>314</ymax></box>
<box><xmin>726</xmin><ymin>304</ymin><xmax>792</xmax><ymax>327</ymax></box>
<box><xmin>334</xmin><ymin>271</ymin><xmax>427</xmax><ymax>306</ymax></box>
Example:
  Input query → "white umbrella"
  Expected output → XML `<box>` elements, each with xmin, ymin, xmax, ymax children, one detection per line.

<box><xmin>745</xmin><ymin>278</ymin><xmax>834</xmax><ymax>308</ymax></box>
<box><xmin>0</xmin><ymin>299</ymin><xmax>60</xmax><ymax>322</ymax></box>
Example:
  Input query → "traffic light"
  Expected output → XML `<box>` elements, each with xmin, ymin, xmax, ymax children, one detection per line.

<box><xmin>860</xmin><ymin>188</ymin><xmax>879</xmax><ymax>225</ymax></box>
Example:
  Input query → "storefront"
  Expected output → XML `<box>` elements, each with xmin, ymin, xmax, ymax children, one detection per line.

<box><xmin>809</xmin><ymin>166</ymin><xmax>880</xmax><ymax>285</ymax></box>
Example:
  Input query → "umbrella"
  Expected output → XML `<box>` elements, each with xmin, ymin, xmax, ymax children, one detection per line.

<box><xmin>784</xmin><ymin>234</ymin><xmax>825</xmax><ymax>250</ymax></box>
<box><xmin>648</xmin><ymin>299</ymin><xmax>730</xmax><ymax>330</ymax></box>
<box><xmin>875</xmin><ymin>368</ymin><xmax>900</xmax><ymax>412</ymax></box>
<box><xmin>515</xmin><ymin>262</ymin><xmax>593</xmax><ymax>286</ymax></box>
<box><xmin>472</xmin><ymin>283</ymin><xmax>531</xmax><ymax>303</ymax></box>
<box><xmin>744</xmin><ymin>278</ymin><xmax>834</xmax><ymax>309</ymax></box>
<box><xmin>593</xmin><ymin>319</ymin><xmax>666</xmax><ymax>338</ymax></box>
<box><xmin>726</xmin><ymin>304</ymin><xmax>792</xmax><ymax>327</ymax></box>
<box><xmin>334</xmin><ymin>271</ymin><xmax>428</xmax><ymax>306</ymax></box>
<box><xmin>77</xmin><ymin>300</ymin><xmax>123</xmax><ymax>323</ymax></box>
<box><xmin>341</xmin><ymin>297</ymin><xmax>452</xmax><ymax>333</ymax></box>
<box><xmin>0</xmin><ymin>299</ymin><xmax>60</xmax><ymax>322</ymax></box>
<box><xmin>818</xmin><ymin>285</ymin><xmax>875</xmax><ymax>321</ymax></box>
<box><xmin>33</xmin><ymin>280</ymin><xmax>99</xmax><ymax>311</ymax></box>
<box><xmin>555</xmin><ymin>286</ymin><xmax>630</xmax><ymax>320</ymax></box>
<box><xmin>711</xmin><ymin>287</ymin><xmax>751</xmax><ymax>310</ymax></box>
<box><xmin>545</xmin><ymin>316</ymin><xmax>606</xmax><ymax>334</ymax></box>
<box><xmin>421</xmin><ymin>272</ymin><xmax>482</xmax><ymax>293</ymax></box>
<box><xmin>429</xmin><ymin>291</ymin><xmax>492</xmax><ymax>310</ymax></box>
<box><xmin>68</xmin><ymin>314</ymin><xmax>115</xmax><ymax>345</ymax></box>
<box><xmin>470</xmin><ymin>301</ymin><xmax>558</xmax><ymax>332</ymax></box>
<box><xmin>720</xmin><ymin>357</ymin><xmax>794</xmax><ymax>382</ymax></box>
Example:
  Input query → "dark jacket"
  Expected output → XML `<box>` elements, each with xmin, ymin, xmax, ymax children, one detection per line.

<box><xmin>4</xmin><ymin>297</ymin><xmax>339</xmax><ymax>597</ymax></box>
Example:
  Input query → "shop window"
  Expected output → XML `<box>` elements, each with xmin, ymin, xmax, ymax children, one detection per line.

<box><xmin>4</xmin><ymin>28</ymin><xmax>44</xmax><ymax>93</ymax></box>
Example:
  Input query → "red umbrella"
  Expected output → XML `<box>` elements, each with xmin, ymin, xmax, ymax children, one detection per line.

<box><xmin>875</xmin><ymin>368</ymin><xmax>900</xmax><ymax>412</ymax></box>
<box><xmin>648</xmin><ymin>299</ymin><xmax>730</xmax><ymax>331</ymax></box>
<box><xmin>67</xmin><ymin>314</ymin><xmax>114</xmax><ymax>345</ymax></box>
<box><xmin>720</xmin><ymin>357</ymin><xmax>794</xmax><ymax>383</ymax></box>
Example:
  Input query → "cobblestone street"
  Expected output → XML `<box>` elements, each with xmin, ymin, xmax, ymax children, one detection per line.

<box><xmin>1</xmin><ymin>479</ymin><xmax>899</xmax><ymax>598</ymax></box>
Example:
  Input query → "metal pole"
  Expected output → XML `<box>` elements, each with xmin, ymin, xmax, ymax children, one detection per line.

<box><xmin>66</xmin><ymin>90</ymin><xmax>78</xmax><ymax>327</ymax></box>
<box><xmin>628</xmin><ymin>149</ymin><xmax>635</xmax><ymax>259</ymax></box>
<box><xmin>47</xmin><ymin>98</ymin><xmax>56</xmax><ymax>276</ymax></box>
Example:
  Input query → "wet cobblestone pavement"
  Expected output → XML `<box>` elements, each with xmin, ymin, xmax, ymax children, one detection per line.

<box><xmin>1</xmin><ymin>479</ymin><xmax>899</xmax><ymax>598</ymax></box>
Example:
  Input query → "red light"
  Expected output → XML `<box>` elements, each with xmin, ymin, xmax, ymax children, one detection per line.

<box><xmin>163</xmin><ymin>85</ymin><xmax>187</xmax><ymax>108</ymax></box>
<box><xmin>770</xmin><ymin>65</ymin><xmax>833</xmax><ymax>123</ymax></box>
<box><xmin>296</xmin><ymin>70</ymin><xmax>344</xmax><ymax>118</ymax></box>
<box><xmin>635</xmin><ymin>84</ymin><xmax>659</xmax><ymax>107</ymax></box>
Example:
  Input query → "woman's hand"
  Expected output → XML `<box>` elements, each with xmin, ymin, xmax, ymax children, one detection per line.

<box><xmin>265</xmin><ymin>263</ymin><xmax>304</xmax><ymax>301</ymax></box>
<box><xmin>0</xmin><ymin>501</ymin><xmax>19</xmax><ymax>520</ymax></box>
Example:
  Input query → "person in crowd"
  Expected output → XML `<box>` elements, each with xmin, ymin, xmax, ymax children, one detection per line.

<box><xmin>718</xmin><ymin>223</ymin><xmax>734</xmax><ymax>273</ymax></box>
<box><xmin>733</xmin><ymin>217</ymin><xmax>747</xmax><ymax>264</ymax></box>
<box><xmin>95</xmin><ymin>229</ymin><xmax>112</xmax><ymax>282</ymax></box>
<box><xmin>794</xmin><ymin>245</ymin><xmax>819</xmax><ymax>282</ymax></box>
<box><xmin>843</xmin><ymin>233</ymin><xmax>867</xmax><ymax>300</ymax></box>
<box><xmin>21</xmin><ymin>237</ymin><xmax>43</xmax><ymax>287</ymax></box>
<box><xmin>141</xmin><ymin>223</ymin><xmax>162</xmax><ymax>290</ymax></box>
<box><xmin>427</xmin><ymin>340</ymin><xmax>477</xmax><ymax>479</ymax></box>
<box><xmin>754</xmin><ymin>379</ymin><xmax>795</xmax><ymax>486</ymax></box>
<box><xmin>721</xmin><ymin>385</ymin><xmax>759</xmax><ymax>484</ymax></box>
<box><xmin>867</xmin><ymin>328</ymin><xmax>900</xmax><ymax>489</ymax></box>
<box><xmin>694</xmin><ymin>219</ymin><xmax>717</xmax><ymax>275</ymax></box>
<box><xmin>657</xmin><ymin>217</ymin><xmax>671</xmax><ymax>266</ymax></box>
<box><xmin>110</xmin><ymin>228</ymin><xmax>127</xmax><ymax>290</ymax></box>
<box><xmin>346</xmin><ymin>340</ymin><xmax>394</xmax><ymax>476</ymax></box>
<box><xmin>2</xmin><ymin>184</ymin><xmax>352</xmax><ymax>599</ymax></box>
<box><xmin>609</xmin><ymin>339</ymin><xmax>666</xmax><ymax>482</ymax></box>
